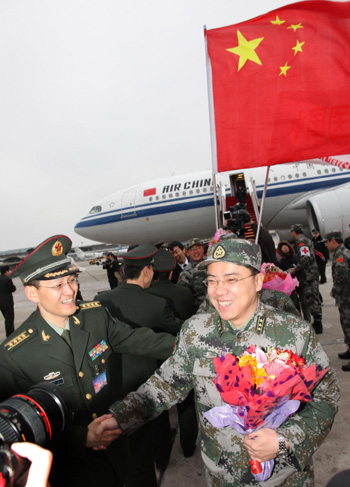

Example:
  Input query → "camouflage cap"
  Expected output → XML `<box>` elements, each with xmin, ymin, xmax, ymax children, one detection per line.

<box><xmin>290</xmin><ymin>224</ymin><xmax>304</xmax><ymax>233</ymax></box>
<box><xmin>325</xmin><ymin>231</ymin><xmax>342</xmax><ymax>241</ymax></box>
<box><xmin>153</xmin><ymin>249</ymin><xmax>176</xmax><ymax>272</ymax></box>
<box><xmin>197</xmin><ymin>238</ymin><xmax>261</xmax><ymax>271</ymax></box>
<box><xmin>11</xmin><ymin>235</ymin><xmax>78</xmax><ymax>284</ymax></box>
<box><xmin>121</xmin><ymin>244</ymin><xmax>157</xmax><ymax>267</ymax></box>
<box><xmin>185</xmin><ymin>238</ymin><xmax>203</xmax><ymax>250</ymax></box>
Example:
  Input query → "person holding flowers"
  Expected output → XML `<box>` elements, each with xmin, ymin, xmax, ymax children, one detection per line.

<box><xmin>93</xmin><ymin>239</ymin><xmax>339</xmax><ymax>487</ymax></box>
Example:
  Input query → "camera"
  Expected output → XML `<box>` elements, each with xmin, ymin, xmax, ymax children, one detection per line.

<box><xmin>0</xmin><ymin>382</ymin><xmax>72</xmax><ymax>487</ymax></box>
<box><xmin>223</xmin><ymin>204</ymin><xmax>251</xmax><ymax>237</ymax></box>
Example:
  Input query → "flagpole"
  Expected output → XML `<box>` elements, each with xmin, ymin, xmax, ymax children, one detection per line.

<box><xmin>255</xmin><ymin>166</ymin><xmax>270</xmax><ymax>244</ymax></box>
<box><xmin>204</xmin><ymin>25</ymin><xmax>219</xmax><ymax>231</ymax></box>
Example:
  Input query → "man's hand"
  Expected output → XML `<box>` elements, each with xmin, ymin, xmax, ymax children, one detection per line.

<box><xmin>87</xmin><ymin>414</ymin><xmax>122</xmax><ymax>450</ymax></box>
<box><xmin>288</xmin><ymin>268</ymin><xmax>296</xmax><ymax>276</ymax></box>
<box><xmin>243</xmin><ymin>428</ymin><xmax>286</xmax><ymax>463</ymax></box>
<box><xmin>11</xmin><ymin>443</ymin><xmax>53</xmax><ymax>487</ymax></box>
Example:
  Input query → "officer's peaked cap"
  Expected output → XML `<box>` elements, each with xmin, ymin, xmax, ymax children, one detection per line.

<box><xmin>11</xmin><ymin>235</ymin><xmax>78</xmax><ymax>284</ymax></box>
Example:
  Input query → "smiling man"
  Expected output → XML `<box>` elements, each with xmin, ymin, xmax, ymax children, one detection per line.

<box><xmin>95</xmin><ymin>238</ymin><xmax>339</xmax><ymax>487</ymax></box>
<box><xmin>0</xmin><ymin>235</ymin><xmax>174</xmax><ymax>487</ymax></box>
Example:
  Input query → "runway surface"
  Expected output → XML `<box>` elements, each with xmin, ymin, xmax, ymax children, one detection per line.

<box><xmin>1</xmin><ymin>262</ymin><xmax>348</xmax><ymax>486</ymax></box>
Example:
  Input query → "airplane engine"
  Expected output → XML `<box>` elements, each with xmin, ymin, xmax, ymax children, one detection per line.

<box><xmin>306</xmin><ymin>184</ymin><xmax>350</xmax><ymax>238</ymax></box>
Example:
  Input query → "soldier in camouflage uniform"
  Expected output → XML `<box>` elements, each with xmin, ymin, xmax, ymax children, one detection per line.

<box><xmin>178</xmin><ymin>238</ymin><xmax>207</xmax><ymax>312</ymax></box>
<box><xmin>289</xmin><ymin>224</ymin><xmax>323</xmax><ymax>334</ymax></box>
<box><xmin>325</xmin><ymin>231</ymin><xmax>350</xmax><ymax>372</ymax></box>
<box><xmin>94</xmin><ymin>239</ymin><xmax>339</xmax><ymax>487</ymax></box>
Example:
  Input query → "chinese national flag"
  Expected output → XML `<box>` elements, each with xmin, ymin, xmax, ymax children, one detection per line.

<box><xmin>206</xmin><ymin>1</ymin><xmax>350</xmax><ymax>173</ymax></box>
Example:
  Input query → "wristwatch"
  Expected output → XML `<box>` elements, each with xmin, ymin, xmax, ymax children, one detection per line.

<box><xmin>277</xmin><ymin>434</ymin><xmax>289</xmax><ymax>457</ymax></box>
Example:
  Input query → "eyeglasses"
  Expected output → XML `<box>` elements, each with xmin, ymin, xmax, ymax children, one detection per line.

<box><xmin>36</xmin><ymin>276</ymin><xmax>79</xmax><ymax>291</ymax></box>
<box><xmin>203</xmin><ymin>274</ymin><xmax>254</xmax><ymax>288</ymax></box>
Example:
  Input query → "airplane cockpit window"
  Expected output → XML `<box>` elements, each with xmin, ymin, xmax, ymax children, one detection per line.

<box><xmin>89</xmin><ymin>205</ymin><xmax>102</xmax><ymax>214</ymax></box>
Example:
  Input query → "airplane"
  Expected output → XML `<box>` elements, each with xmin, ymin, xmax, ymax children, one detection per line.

<box><xmin>74</xmin><ymin>159</ymin><xmax>350</xmax><ymax>245</ymax></box>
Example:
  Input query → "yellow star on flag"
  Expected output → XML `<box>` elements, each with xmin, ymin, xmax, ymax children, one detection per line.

<box><xmin>271</xmin><ymin>16</ymin><xmax>285</xmax><ymax>25</ymax></box>
<box><xmin>279</xmin><ymin>62</ymin><xmax>291</xmax><ymax>76</ymax></box>
<box><xmin>288</xmin><ymin>23</ymin><xmax>303</xmax><ymax>32</ymax></box>
<box><xmin>292</xmin><ymin>40</ymin><xmax>305</xmax><ymax>55</ymax></box>
<box><xmin>227</xmin><ymin>30</ymin><xmax>264</xmax><ymax>71</ymax></box>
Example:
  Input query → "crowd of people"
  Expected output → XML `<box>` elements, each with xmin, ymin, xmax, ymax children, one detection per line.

<box><xmin>0</xmin><ymin>222</ymin><xmax>348</xmax><ymax>487</ymax></box>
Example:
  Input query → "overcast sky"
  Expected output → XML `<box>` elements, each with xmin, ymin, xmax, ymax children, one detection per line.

<box><xmin>0</xmin><ymin>0</ymin><xmax>299</xmax><ymax>251</ymax></box>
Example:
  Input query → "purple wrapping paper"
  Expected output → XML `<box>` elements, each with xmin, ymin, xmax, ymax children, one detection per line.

<box><xmin>203</xmin><ymin>399</ymin><xmax>300</xmax><ymax>481</ymax></box>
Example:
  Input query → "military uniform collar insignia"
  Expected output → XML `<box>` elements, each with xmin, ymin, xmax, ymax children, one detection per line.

<box><xmin>41</xmin><ymin>330</ymin><xmax>51</xmax><ymax>342</ymax></box>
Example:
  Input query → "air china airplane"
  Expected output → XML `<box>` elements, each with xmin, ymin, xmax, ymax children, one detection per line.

<box><xmin>74</xmin><ymin>159</ymin><xmax>350</xmax><ymax>245</ymax></box>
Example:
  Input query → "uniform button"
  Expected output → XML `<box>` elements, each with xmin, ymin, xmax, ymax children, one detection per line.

<box><xmin>79</xmin><ymin>371</ymin><xmax>84</xmax><ymax>378</ymax></box>
<box><xmin>28</xmin><ymin>329</ymin><xmax>33</xmax><ymax>334</ymax></box>
<box><xmin>101</xmin><ymin>359</ymin><xmax>106</xmax><ymax>364</ymax></box>
<box><xmin>86</xmin><ymin>394</ymin><xmax>92</xmax><ymax>400</ymax></box>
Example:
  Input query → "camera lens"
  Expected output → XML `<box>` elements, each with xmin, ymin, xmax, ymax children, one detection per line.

<box><xmin>0</xmin><ymin>382</ymin><xmax>72</xmax><ymax>447</ymax></box>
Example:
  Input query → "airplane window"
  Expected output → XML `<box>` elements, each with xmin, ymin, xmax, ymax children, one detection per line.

<box><xmin>203</xmin><ymin>188</ymin><xmax>207</xmax><ymax>192</ymax></box>
<box><xmin>162</xmin><ymin>195</ymin><xmax>166</xmax><ymax>199</ymax></box>
<box><xmin>332</xmin><ymin>168</ymin><xmax>336</xmax><ymax>172</ymax></box>
<box><xmin>189</xmin><ymin>190</ymin><xmax>193</xmax><ymax>195</ymax></box>
<box><xmin>182</xmin><ymin>191</ymin><xmax>186</xmax><ymax>196</ymax></box>
<box><xmin>196</xmin><ymin>189</ymin><xmax>200</xmax><ymax>194</ymax></box>
<box><xmin>288</xmin><ymin>174</ymin><xmax>292</xmax><ymax>179</ymax></box>
<box><xmin>268</xmin><ymin>178</ymin><xmax>271</xmax><ymax>183</ymax></box>
<box><xmin>317</xmin><ymin>170</ymin><xmax>321</xmax><ymax>174</ymax></box>
<box><xmin>303</xmin><ymin>172</ymin><xmax>306</xmax><ymax>177</ymax></box>
<box><xmin>156</xmin><ymin>196</ymin><xmax>159</xmax><ymax>200</ymax></box>
<box><xmin>210</xmin><ymin>186</ymin><xmax>213</xmax><ymax>191</ymax></box>
<box><xmin>273</xmin><ymin>177</ymin><xmax>278</xmax><ymax>181</ymax></box>
<box><xmin>280</xmin><ymin>175</ymin><xmax>285</xmax><ymax>181</ymax></box>
<box><xmin>169</xmin><ymin>193</ymin><xmax>173</xmax><ymax>198</ymax></box>
<box><xmin>175</xmin><ymin>192</ymin><xmax>180</xmax><ymax>197</ymax></box>
<box><xmin>340</xmin><ymin>167</ymin><xmax>343</xmax><ymax>171</ymax></box>
<box><xmin>324</xmin><ymin>169</ymin><xmax>329</xmax><ymax>174</ymax></box>
<box><xmin>89</xmin><ymin>206</ymin><xmax>102</xmax><ymax>214</ymax></box>
<box><xmin>149</xmin><ymin>197</ymin><xmax>153</xmax><ymax>202</ymax></box>
<box><xmin>295</xmin><ymin>173</ymin><xmax>299</xmax><ymax>178</ymax></box>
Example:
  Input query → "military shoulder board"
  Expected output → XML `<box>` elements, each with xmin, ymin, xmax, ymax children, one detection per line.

<box><xmin>3</xmin><ymin>329</ymin><xmax>36</xmax><ymax>352</ymax></box>
<box><xmin>79</xmin><ymin>301</ymin><xmax>102</xmax><ymax>310</ymax></box>
<box><xmin>255</xmin><ymin>316</ymin><xmax>265</xmax><ymax>335</ymax></box>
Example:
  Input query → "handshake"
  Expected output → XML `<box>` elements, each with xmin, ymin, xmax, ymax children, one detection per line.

<box><xmin>87</xmin><ymin>415</ymin><xmax>122</xmax><ymax>450</ymax></box>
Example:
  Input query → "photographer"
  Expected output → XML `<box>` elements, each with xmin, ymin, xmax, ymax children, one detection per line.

<box><xmin>11</xmin><ymin>443</ymin><xmax>53</xmax><ymax>487</ymax></box>
<box><xmin>103</xmin><ymin>253</ymin><xmax>122</xmax><ymax>289</ymax></box>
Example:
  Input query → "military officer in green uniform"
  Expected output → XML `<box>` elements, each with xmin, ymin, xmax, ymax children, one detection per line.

<box><xmin>0</xmin><ymin>235</ymin><xmax>174</xmax><ymax>487</ymax></box>
<box><xmin>325</xmin><ymin>231</ymin><xmax>350</xmax><ymax>371</ymax></box>
<box><xmin>96</xmin><ymin>244</ymin><xmax>183</xmax><ymax>486</ymax></box>
<box><xmin>147</xmin><ymin>249</ymin><xmax>195</xmax><ymax>321</ymax></box>
<box><xmin>93</xmin><ymin>239</ymin><xmax>339</xmax><ymax>487</ymax></box>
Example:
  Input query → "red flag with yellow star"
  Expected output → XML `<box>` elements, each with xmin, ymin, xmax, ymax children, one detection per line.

<box><xmin>205</xmin><ymin>0</ymin><xmax>350</xmax><ymax>173</ymax></box>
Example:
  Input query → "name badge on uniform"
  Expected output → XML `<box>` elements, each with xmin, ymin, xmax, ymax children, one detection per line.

<box><xmin>93</xmin><ymin>371</ymin><xmax>107</xmax><ymax>394</ymax></box>
<box><xmin>89</xmin><ymin>340</ymin><xmax>108</xmax><ymax>361</ymax></box>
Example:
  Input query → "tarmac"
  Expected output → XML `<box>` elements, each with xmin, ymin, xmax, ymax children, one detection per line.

<box><xmin>1</xmin><ymin>262</ymin><xmax>349</xmax><ymax>487</ymax></box>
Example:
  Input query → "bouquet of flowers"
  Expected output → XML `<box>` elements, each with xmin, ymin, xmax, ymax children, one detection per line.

<box><xmin>203</xmin><ymin>345</ymin><xmax>328</xmax><ymax>481</ymax></box>
<box><xmin>261</xmin><ymin>263</ymin><xmax>298</xmax><ymax>295</ymax></box>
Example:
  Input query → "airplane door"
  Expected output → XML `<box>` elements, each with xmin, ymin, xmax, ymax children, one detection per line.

<box><xmin>121</xmin><ymin>189</ymin><xmax>137</xmax><ymax>218</ymax></box>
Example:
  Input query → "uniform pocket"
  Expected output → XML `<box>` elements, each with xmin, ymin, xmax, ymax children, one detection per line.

<box><xmin>193</xmin><ymin>358</ymin><xmax>223</xmax><ymax>408</ymax></box>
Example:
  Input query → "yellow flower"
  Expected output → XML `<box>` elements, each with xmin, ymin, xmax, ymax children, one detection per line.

<box><xmin>239</xmin><ymin>355</ymin><xmax>268</xmax><ymax>387</ymax></box>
